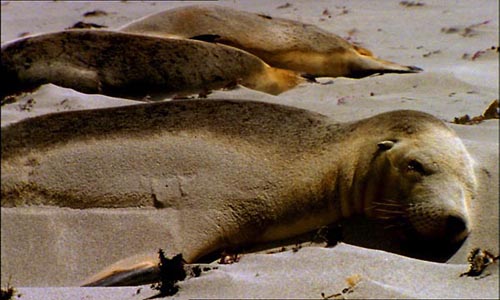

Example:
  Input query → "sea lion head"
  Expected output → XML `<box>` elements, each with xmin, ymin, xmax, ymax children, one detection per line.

<box><xmin>364</xmin><ymin>111</ymin><xmax>477</xmax><ymax>244</ymax></box>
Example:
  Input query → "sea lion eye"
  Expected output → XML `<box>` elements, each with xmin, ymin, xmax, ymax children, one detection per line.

<box><xmin>407</xmin><ymin>159</ymin><xmax>426</xmax><ymax>175</ymax></box>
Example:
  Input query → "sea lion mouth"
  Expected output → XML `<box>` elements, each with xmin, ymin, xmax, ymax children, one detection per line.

<box><xmin>369</xmin><ymin>199</ymin><xmax>411</xmax><ymax>236</ymax></box>
<box><xmin>369</xmin><ymin>199</ymin><xmax>468</xmax><ymax>261</ymax></box>
<box><xmin>369</xmin><ymin>199</ymin><xmax>469</xmax><ymax>244</ymax></box>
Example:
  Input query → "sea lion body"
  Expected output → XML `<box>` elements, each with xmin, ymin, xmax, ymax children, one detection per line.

<box><xmin>1</xmin><ymin>100</ymin><xmax>475</xmax><ymax>286</ymax></box>
<box><xmin>120</xmin><ymin>4</ymin><xmax>422</xmax><ymax>78</ymax></box>
<box><xmin>0</xmin><ymin>30</ymin><xmax>303</xmax><ymax>100</ymax></box>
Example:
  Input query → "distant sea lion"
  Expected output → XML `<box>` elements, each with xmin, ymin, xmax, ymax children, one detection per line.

<box><xmin>0</xmin><ymin>30</ymin><xmax>304</xmax><ymax>100</ymax></box>
<box><xmin>1</xmin><ymin>99</ymin><xmax>476</xmax><ymax>286</ymax></box>
<box><xmin>120</xmin><ymin>4</ymin><xmax>422</xmax><ymax>78</ymax></box>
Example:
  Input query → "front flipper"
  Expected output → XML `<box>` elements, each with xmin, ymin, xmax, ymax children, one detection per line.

<box><xmin>82</xmin><ymin>253</ymin><xmax>160</xmax><ymax>286</ymax></box>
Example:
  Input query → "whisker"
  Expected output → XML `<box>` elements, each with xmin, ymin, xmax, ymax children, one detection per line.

<box><xmin>375</xmin><ymin>216</ymin><xmax>399</xmax><ymax>220</ymax></box>
<box><xmin>372</xmin><ymin>203</ymin><xmax>404</xmax><ymax>209</ymax></box>
<box><xmin>368</xmin><ymin>205</ymin><xmax>398</xmax><ymax>212</ymax></box>
<box><xmin>368</xmin><ymin>198</ymin><xmax>413</xmax><ymax>235</ymax></box>
<box><xmin>376</xmin><ymin>217</ymin><xmax>391</xmax><ymax>220</ymax></box>
<box><xmin>370</xmin><ymin>199</ymin><xmax>412</xmax><ymax>231</ymax></box>
<box><xmin>384</xmin><ymin>222</ymin><xmax>411</xmax><ymax>230</ymax></box>
<box><xmin>383</xmin><ymin>224</ymin><xmax>402</xmax><ymax>230</ymax></box>
<box><xmin>372</xmin><ymin>208</ymin><xmax>405</xmax><ymax>215</ymax></box>
<box><xmin>375</xmin><ymin>198</ymin><xmax>400</xmax><ymax>204</ymax></box>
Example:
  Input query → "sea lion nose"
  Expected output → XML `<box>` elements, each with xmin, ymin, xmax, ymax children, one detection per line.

<box><xmin>445</xmin><ymin>215</ymin><xmax>469</xmax><ymax>242</ymax></box>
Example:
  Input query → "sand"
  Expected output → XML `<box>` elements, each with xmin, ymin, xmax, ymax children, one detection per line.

<box><xmin>1</xmin><ymin>0</ymin><xmax>498</xmax><ymax>299</ymax></box>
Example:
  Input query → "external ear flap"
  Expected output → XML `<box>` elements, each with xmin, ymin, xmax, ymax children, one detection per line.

<box><xmin>377</xmin><ymin>140</ymin><xmax>395</xmax><ymax>151</ymax></box>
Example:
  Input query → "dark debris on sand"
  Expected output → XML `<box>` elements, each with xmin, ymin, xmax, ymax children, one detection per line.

<box><xmin>83</xmin><ymin>10</ymin><xmax>108</xmax><ymax>17</ymax></box>
<box><xmin>460</xmin><ymin>248</ymin><xmax>499</xmax><ymax>278</ymax></box>
<box><xmin>453</xmin><ymin>99</ymin><xmax>499</xmax><ymax>125</ymax></box>
<box><xmin>147</xmin><ymin>250</ymin><xmax>186</xmax><ymax>299</ymax></box>
<box><xmin>65</xmin><ymin>21</ymin><xmax>107</xmax><ymax>30</ymax></box>
<box><xmin>0</xmin><ymin>279</ymin><xmax>20</xmax><ymax>300</ymax></box>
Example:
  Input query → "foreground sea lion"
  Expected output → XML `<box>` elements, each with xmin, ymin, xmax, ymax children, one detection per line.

<box><xmin>1</xmin><ymin>99</ymin><xmax>476</xmax><ymax>286</ymax></box>
<box><xmin>120</xmin><ymin>4</ymin><xmax>422</xmax><ymax>78</ymax></box>
<box><xmin>0</xmin><ymin>30</ymin><xmax>304</xmax><ymax>100</ymax></box>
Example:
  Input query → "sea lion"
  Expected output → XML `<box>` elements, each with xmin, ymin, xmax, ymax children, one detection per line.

<box><xmin>1</xmin><ymin>99</ymin><xmax>476</xmax><ymax>286</ymax></box>
<box><xmin>120</xmin><ymin>4</ymin><xmax>422</xmax><ymax>78</ymax></box>
<box><xmin>0</xmin><ymin>30</ymin><xmax>304</xmax><ymax>100</ymax></box>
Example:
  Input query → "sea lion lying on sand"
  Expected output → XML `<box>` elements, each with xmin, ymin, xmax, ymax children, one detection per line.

<box><xmin>1</xmin><ymin>99</ymin><xmax>475</xmax><ymax>286</ymax></box>
<box><xmin>0</xmin><ymin>30</ymin><xmax>304</xmax><ymax>100</ymax></box>
<box><xmin>120</xmin><ymin>4</ymin><xmax>422</xmax><ymax>78</ymax></box>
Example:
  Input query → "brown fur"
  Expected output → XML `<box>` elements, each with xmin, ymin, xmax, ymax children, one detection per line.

<box><xmin>1</xmin><ymin>100</ymin><xmax>475</xmax><ymax>286</ymax></box>
<box><xmin>120</xmin><ymin>4</ymin><xmax>422</xmax><ymax>77</ymax></box>
<box><xmin>0</xmin><ymin>30</ymin><xmax>303</xmax><ymax>100</ymax></box>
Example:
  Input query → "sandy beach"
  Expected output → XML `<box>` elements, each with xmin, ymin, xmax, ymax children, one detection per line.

<box><xmin>1</xmin><ymin>1</ymin><xmax>498</xmax><ymax>299</ymax></box>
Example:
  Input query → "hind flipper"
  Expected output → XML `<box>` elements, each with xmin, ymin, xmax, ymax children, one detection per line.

<box><xmin>350</xmin><ymin>55</ymin><xmax>423</xmax><ymax>78</ymax></box>
<box><xmin>349</xmin><ymin>44</ymin><xmax>422</xmax><ymax>78</ymax></box>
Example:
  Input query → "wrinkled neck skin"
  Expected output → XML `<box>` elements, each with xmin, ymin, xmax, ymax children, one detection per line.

<box><xmin>257</xmin><ymin>123</ymin><xmax>380</xmax><ymax>244</ymax></box>
<box><xmin>300</xmin><ymin>119</ymin><xmax>405</xmax><ymax>226</ymax></box>
<box><xmin>332</xmin><ymin>133</ymin><xmax>382</xmax><ymax>220</ymax></box>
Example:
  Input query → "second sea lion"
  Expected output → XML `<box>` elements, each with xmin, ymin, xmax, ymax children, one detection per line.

<box><xmin>0</xmin><ymin>30</ymin><xmax>304</xmax><ymax>100</ymax></box>
<box><xmin>120</xmin><ymin>4</ymin><xmax>422</xmax><ymax>78</ymax></box>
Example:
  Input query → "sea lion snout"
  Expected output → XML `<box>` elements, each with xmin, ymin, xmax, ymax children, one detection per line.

<box><xmin>401</xmin><ymin>199</ymin><xmax>471</xmax><ymax>243</ymax></box>
<box><xmin>411</xmin><ymin>177</ymin><xmax>472</xmax><ymax>243</ymax></box>
<box><xmin>445</xmin><ymin>214</ymin><xmax>470</xmax><ymax>242</ymax></box>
